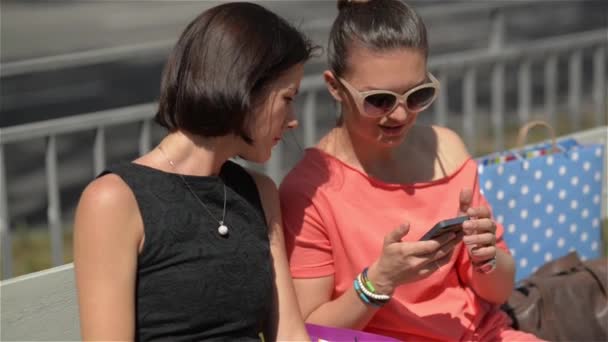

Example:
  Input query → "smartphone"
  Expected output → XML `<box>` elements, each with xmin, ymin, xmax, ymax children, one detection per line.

<box><xmin>419</xmin><ymin>216</ymin><xmax>469</xmax><ymax>241</ymax></box>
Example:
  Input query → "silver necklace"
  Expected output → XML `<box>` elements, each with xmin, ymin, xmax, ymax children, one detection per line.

<box><xmin>157</xmin><ymin>145</ymin><xmax>229</xmax><ymax>236</ymax></box>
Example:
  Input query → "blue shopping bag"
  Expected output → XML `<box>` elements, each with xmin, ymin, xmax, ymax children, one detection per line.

<box><xmin>477</xmin><ymin>127</ymin><xmax>605</xmax><ymax>281</ymax></box>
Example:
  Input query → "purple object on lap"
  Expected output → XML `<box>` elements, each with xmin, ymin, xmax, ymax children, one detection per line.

<box><xmin>306</xmin><ymin>323</ymin><xmax>399</xmax><ymax>341</ymax></box>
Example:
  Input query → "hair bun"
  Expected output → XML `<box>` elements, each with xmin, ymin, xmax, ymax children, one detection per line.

<box><xmin>337</xmin><ymin>0</ymin><xmax>369</xmax><ymax>11</ymax></box>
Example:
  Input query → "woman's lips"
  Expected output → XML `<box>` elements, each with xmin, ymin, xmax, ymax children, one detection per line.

<box><xmin>379</xmin><ymin>124</ymin><xmax>406</xmax><ymax>136</ymax></box>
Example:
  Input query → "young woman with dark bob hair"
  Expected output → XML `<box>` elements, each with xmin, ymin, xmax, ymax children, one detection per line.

<box><xmin>74</xmin><ymin>2</ymin><xmax>317</xmax><ymax>341</ymax></box>
<box><xmin>280</xmin><ymin>0</ymin><xmax>542</xmax><ymax>341</ymax></box>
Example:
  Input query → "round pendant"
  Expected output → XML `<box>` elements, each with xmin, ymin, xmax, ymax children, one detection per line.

<box><xmin>218</xmin><ymin>224</ymin><xmax>229</xmax><ymax>236</ymax></box>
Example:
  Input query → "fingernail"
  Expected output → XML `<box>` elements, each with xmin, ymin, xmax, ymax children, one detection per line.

<box><xmin>463</xmin><ymin>236</ymin><xmax>474</xmax><ymax>244</ymax></box>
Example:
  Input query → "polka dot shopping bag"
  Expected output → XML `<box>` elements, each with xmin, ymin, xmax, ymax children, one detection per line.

<box><xmin>476</xmin><ymin>121</ymin><xmax>606</xmax><ymax>281</ymax></box>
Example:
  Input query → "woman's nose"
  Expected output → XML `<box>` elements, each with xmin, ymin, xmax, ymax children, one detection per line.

<box><xmin>387</xmin><ymin>102</ymin><xmax>409</xmax><ymax>121</ymax></box>
<box><xmin>286</xmin><ymin>110</ymin><xmax>299</xmax><ymax>129</ymax></box>
<box><xmin>286</xmin><ymin>118</ymin><xmax>299</xmax><ymax>129</ymax></box>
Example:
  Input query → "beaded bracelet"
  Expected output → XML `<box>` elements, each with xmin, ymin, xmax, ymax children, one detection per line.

<box><xmin>353</xmin><ymin>279</ymin><xmax>382</xmax><ymax>307</ymax></box>
<box><xmin>361</xmin><ymin>268</ymin><xmax>377</xmax><ymax>292</ymax></box>
<box><xmin>357</xmin><ymin>274</ymin><xmax>388</xmax><ymax>301</ymax></box>
<box><xmin>353</xmin><ymin>268</ymin><xmax>391</xmax><ymax>307</ymax></box>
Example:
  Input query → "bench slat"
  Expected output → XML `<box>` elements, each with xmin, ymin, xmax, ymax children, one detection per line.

<box><xmin>1</xmin><ymin>264</ymin><xmax>80</xmax><ymax>341</ymax></box>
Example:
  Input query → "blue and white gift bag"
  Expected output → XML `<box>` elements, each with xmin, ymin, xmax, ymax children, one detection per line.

<box><xmin>477</xmin><ymin>138</ymin><xmax>605</xmax><ymax>281</ymax></box>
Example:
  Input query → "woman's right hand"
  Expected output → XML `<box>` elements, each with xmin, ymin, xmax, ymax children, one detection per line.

<box><xmin>366</xmin><ymin>223</ymin><xmax>462</xmax><ymax>295</ymax></box>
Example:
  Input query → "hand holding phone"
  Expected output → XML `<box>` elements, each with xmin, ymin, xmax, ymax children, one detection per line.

<box><xmin>419</xmin><ymin>216</ymin><xmax>469</xmax><ymax>241</ymax></box>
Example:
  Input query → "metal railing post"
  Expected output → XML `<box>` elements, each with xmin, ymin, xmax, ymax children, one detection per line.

<box><xmin>489</xmin><ymin>9</ymin><xmax>506</xmax><ymax>151</ymax></box>
<box><xmin>489</xmin><ymin>9</ymin><xmax>505</xmax><ymax>52</ymax></box>
<box><xmin>93</xmin><ymin>126</ymin><xmax>106</xmax><ymax>176</ymax></box>
<box><xmin>463</xmin><ymin>68</ymin><xmax>477</xmax><ymax>153</ymax></box>
<box><xmin>45</xmin><ymin>136</ymin><xmax>63</xmax><ymax>267</ymax></box>
<box><xmin>435</xmin><ymin>71</ymin><xmax>449</xmax><ymax>127</ymax></box>
<box><xmin>593</xmin><ymin>46</ymin><xmax>607</xmax><ymax>126</ymax></box>
<box><xmin>568</xmin><ymin>50</ymin><xmax>583</xmax><ymax>130</ymax></box>
<box><xmin>139</xmin><ymin>119</ymin><xmax>152</xmax><ymax>156</ymax></box>
<box><xmin>544</xmin><ymin>55</ymin><xmax>558</xmax><ymax>127</ymax></box>
<box><xmin>518</xmin><ymin>59</ymin><xmax>532</xmax><ymax>126</ymax></box>
<box><xmin>492</xmin><ymin>63</ymin><xmax>506</xmax><ymax>151</ymax></box>
<box><xmin>303</xmin><ymin>91</ymin><xmax>317</xmax><ymax>148</ymax></box>
<box><xmin>0</xmin><ymin>144</ymin><xmax>12</xmax><ymax>279</ymax></box>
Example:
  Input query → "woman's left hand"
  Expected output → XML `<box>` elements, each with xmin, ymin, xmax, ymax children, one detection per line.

<box><xmin>459</xmin><ymin>189</ymin><xmax>497</xmax><ymax>264</ymax></box>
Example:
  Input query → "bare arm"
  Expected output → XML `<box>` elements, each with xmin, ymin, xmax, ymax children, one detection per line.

<box><xmin>294</xmin><ymin>276</ymin><xmax>379</xmax><ymax>330</ymax></box>
<box><xmin>250</xmin><ymin>171</ymin><xmax>310</xmax><ymax>341</ymax></box>
<box><xmin>293</xmin><ymin>224</ymin><xmax>461</xmax><ymax>329</ymax></box>
<box><xmin>470</xmin><ymin>248</ymin><xmax>515</xmax><ymax>303</ymax></box>
<box><xmin>73</xmin><ymin>175</ymin><xmax>143</xmax><ymax>341</ymax></box>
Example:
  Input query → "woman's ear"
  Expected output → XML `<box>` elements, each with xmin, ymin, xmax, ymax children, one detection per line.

<box><xmin>324</xmin><ymin>70</ymin><xmax>344</xmax><ymax>103</ymax></box>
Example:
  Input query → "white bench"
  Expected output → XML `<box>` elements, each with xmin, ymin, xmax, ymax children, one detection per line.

<box><xmin>1</xmin><ymin>264</ymin><xmax>80</xmax><ymax>340</ymax></box>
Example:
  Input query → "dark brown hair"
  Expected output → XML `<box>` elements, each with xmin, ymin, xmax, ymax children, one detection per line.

<box><xmin>330</xmin><ymin>0</ymin><xmax>428</xmax><ymax>77</ymax></box>
<box><xmin>155</xmin><ymin>2</ymin><xmax>318</xmax><ymax>143</ymax></box>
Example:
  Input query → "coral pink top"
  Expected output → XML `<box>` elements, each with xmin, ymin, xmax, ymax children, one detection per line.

<box><xmin>280</xmin><ymin>148</ymin><xmax>515</xmax><ymax>341</ymax></box>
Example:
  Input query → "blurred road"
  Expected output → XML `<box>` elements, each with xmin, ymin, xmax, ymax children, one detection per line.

<box><xmin>2</xmin><ymin>0</ymin><xmax>607</xmax><ymax>127</ymax></box>
<box><xmin>2</xmin><ymin>0</ymin><xmax>484</xmax><ymax>126</ymax></box>
<box><xmin>2</xmin><ymin>0</ymin><xmax>330</xmax><ymax>62</ymax></box>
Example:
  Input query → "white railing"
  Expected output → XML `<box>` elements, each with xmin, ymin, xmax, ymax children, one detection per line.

<box><xmin>1</xmin><ymin>3</ymin><xmax>606</xmax><ymax>279</ymax></box>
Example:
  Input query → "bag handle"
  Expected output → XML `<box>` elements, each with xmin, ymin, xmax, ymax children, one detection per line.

<box><xmin>581</xmin><ymin>258</ymin><xmax>608</xmax><ymax>297</ymax></box>
<box><xmin>533</xmin><ymin>251</ymin><xmax>581</xmax><ymax>277</ymax></box>
<box><xmin>516</xmin><ymin>120</ymin><xmax>559</xmax><ymax>151</ymax></box>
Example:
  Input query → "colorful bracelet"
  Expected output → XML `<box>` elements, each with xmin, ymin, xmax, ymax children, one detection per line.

<box><xmin>353</xmin><ymin>279</ymin><xmax>382</xmax><ymax>307</ymax></box>
<box><xmin>352</xmin><ymin>267</ymin><xmax>391</xmax><ymax>307</ymax></box>
<box><xmin>357</xmin><ymin>274</ymin><xmax>390</xmax><ymax>301</ymax></box>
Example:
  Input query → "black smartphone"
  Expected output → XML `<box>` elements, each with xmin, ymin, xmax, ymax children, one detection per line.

<box><xmin>419</xmin><ymin>216</ymin><xmax>469</xmax><ymax>241</ymax></box>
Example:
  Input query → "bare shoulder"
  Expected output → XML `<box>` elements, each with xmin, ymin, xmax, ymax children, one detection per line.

<box><xmin>432</xmin><ymin>125</ymin><xmax>471</xmax><ymax>164</ymax></box>
<box><xmin>75</xmin><ymin>174</ymin><xmax>141</xmax><ymax>239</ymax></box>
<box><xmin>77</xmin><ymin>174</ymin><xmax>137</xmax><ymax>213</ymax></box>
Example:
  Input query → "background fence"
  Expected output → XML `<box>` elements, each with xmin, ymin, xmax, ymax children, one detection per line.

<box><xmin>1</xmin><ymin>1</ymin><xmax>606</xmax><ymax>279</ymax></box>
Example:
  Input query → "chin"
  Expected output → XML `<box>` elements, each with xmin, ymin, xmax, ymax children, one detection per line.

<box><xmin>239</xmin><ymin>148</ymin><xmax>272</xmax><ymax>164</ymax></box>
<box><xmin>378</xmin><ymin>135</ymin><xmax>407</xmax><ymax>147</ymax></box>
<box><xmin>378</xmin><ymin>124</ymin><xmax>413</xmax><ymax>146</ymax></box>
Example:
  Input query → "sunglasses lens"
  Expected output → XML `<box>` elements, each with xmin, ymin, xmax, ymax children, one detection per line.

<box><xmin>407</xmin><ymin>87</ymin><xmax>436</xmax><ymax>112</ymax></box>
<box><xmin>363</xmin><ymin>93</ymin><xmax>397</xmax><ymax>116</ymax></box>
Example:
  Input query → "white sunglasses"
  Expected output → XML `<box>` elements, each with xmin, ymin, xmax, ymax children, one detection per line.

<box><xmin>338</xmin><ymin>72</ymin><xmax>440</xmax><ymax>117</ymax></box>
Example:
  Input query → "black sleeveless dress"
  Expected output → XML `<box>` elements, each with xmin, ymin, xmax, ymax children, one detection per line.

<box><xmin>101</xmin><ymin>160</ymin><xmax>273</xmax><ymax>341</ymax></box>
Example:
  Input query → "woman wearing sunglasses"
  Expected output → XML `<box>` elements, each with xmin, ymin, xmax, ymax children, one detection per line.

<box><xmin>280</xmin><ymin>0</ymin><xmax>542</xmax><ymax>341</ymax></box>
